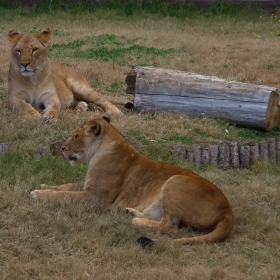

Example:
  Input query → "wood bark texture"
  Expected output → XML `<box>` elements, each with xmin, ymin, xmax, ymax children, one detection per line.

<box><xmin>126</xmin><ymin>66</ymin><xmax>280</xmax><ymax>130</ymax></box>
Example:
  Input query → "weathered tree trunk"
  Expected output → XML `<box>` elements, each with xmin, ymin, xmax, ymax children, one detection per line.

<box><xmin>126</xmin><ymin>66</ymin><xmax>280</xmax><ymax>130</ymax></box>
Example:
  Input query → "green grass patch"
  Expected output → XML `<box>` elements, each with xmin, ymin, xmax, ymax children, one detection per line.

<box><xmin>76</xmin><ymin>45</ymin><xmax>174</xmax><ymax>66</ymax></box>
<box><xmin>237</xmin><ymin>125</ymin><xmax>280</xmax><ymax>141</ymax></box>
<box><xmin>0</xmin><ymin>153</ymin><xmax>86</xmax><ymax>189</ymax></box>
<box><xmin>166</xmin><ymin>134</ymin><xmax>193</xmax><ymax>144</ymax></box>
<box><xmin>50</xmin><ymin>34</ymin><xmax>174</xmax><ymax>66</ymax></box>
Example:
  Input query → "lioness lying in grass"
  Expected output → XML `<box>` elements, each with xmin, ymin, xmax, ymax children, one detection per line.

<box><xmin>7</xmin><ymin>28</ymin><xmax>131</xmax><ymax>121</ymax></box>
<box><xmin>31</xmin><ymin>117</ymin><xmax>234</xmax><ymax>245</ymax></box>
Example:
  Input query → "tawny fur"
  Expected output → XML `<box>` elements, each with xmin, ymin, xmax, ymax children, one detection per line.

<box><xmin>7</xmin><ymin>28</ymin><xmax>130</xmax><ymax>121</ymax></box>
<box><xmin>30</xmin><ymin>117</ymin><xmax>234</xmax><ymax>245</ymax></box>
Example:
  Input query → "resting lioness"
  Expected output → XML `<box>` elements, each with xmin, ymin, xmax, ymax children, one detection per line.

<box><xmin>30</xmin><ymin>117</ymin><xmax>234</xmax><ymax>245</ymax></box>
<box><xmin>7</xmin><ymin>28</ymin><xmax>131</xmax><ymax>121</ymax></box>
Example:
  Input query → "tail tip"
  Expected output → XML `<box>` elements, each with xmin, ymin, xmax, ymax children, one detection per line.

<box><xmin>137</xmin><ymin>236</ymin><xmax>155</xmax><ymax>248</ymax></box>
<box><xmin>124</xmin><ymin>102</ymin><xmax>134</xmax><ymax>109</ymax></box>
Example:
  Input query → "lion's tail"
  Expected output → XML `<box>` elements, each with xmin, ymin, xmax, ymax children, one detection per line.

<box><xmin>137</xmin><ymin>216</ymin><xmax>233</xmax><ymax>247</ymax></box>
<box><xmin>104</xmin><ymin>94</ymin><xmax>133</xmax><ymax>108</ymax></box>
<box><xmin>173</xmin><ymin>216</ymin><xmax>234</xmax><ymax>245</ymax></box>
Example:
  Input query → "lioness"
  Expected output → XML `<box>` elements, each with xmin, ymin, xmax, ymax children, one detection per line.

<box><xmin>30</xmin><ymin>117</ymin><xmax>234</xmax><ymax>245</ymax></box>
<box><xmin>7</xmin><ymin>28</ymin><xmax>131</xmax><ymax>121</ymax></box>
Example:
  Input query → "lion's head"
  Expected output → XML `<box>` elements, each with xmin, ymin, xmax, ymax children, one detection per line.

<box><xmin>8</xmin><ymin>28</ymin><xmax>52</xmax><ymax>77</ymax></box>
<box><xmin>62</xmin><ymin>117</ymin><xmax>111</xmax><ymax>166</ymax></box>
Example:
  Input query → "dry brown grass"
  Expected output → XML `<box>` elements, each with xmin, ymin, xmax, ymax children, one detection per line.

<box><xmin>0</xmin><ymin>9</ymin><xmax>280</xmax><ymax>280</ymax></box>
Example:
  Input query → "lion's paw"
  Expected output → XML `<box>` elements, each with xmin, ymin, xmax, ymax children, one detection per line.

<box><xmin>30</xmin><ymin>189</ymin><xmax>55</xmax><ymax>200</ymax></box>
<box><xmin>43</xmin><ymin>115</ymin><xmax>57</xmax><ymax>123</ymax></box>
<box><xmin>125</xmin><ymin>208</ymin><xmax>136</xmax><ymax>217</ymax></box>
<box><xmin>75</xmin><ymin>101</ymin><xmax>88</xmax><ymax>112</ymax></box>
<box><xmin>30</xmin><ymin>190</ymin><xmax>40</xmax><ymax>200</ymax></box>
<box><xmin>40</xmin><ymin>184</ymin><xmax>50</xmax><ymax>189</ymax></box>
<box><xmin>106</xmin><ymin>107</ymin><xmax>123</xmax><ymax>115</ymax></box>
<box><xmin>126</xmin><ymin>208</ymin><xmax>144</xmax><ymax>218</ymax></box>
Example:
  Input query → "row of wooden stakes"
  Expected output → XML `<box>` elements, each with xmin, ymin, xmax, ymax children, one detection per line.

<box><xmin>172</xmin><ymin>138</ymin><xmax>280</xmax><ymax>169</ymax></box>
<box><xmin>1</xmin><ymin>139</ymin><xmax>279</xmax><ymax>169</ymax></box>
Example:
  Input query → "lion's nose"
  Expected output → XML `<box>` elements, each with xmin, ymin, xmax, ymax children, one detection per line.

<box><xmin>21</xmin><ymin>63</ymin><xmax>30</xmax><ymax>68</ymax></box>
<box><xmin>61</xmin><ymin>147</ymin><xmax>65</xmax><ymax>152</ymax></box>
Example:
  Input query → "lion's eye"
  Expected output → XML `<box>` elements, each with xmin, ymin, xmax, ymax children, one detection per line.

<box><xmin>72</xmin><ymin>135</ymin><xmax>78</xmax><ymax>140</ymax></box>
<box><xmin>32</xmin><ymin>48</ymin><xmax>38</xmax><ymax>53</ymax></box>
<box><xmin>15</xmin><ymin>49</ymin><xmax>21</xmax><ymax>55</ymax></box>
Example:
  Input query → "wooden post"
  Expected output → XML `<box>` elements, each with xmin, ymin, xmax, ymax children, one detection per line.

<box><xmin>201</xmin><ymin>148</ymin><xmax>210</xmax><ymax>165</ymax></box>
<box><xmin>186</xmin><ymin>151</ymin><xmax>194</xmax><ymax>165</ymax></box>
<box><xmin>219</xmin><ymin>145</ymin><xmax>229</xmax><ymax>169</ymax></box>
<box><xmin>209</xmin><ymin>144</ymin><xmax>219</xmax><ymax>167</ymax></box>
<box><xmin>126</xmin><ymin>66</ymin><xmax>280</xmax><ymax>130</ymax></box>
<box><xmin>229</xmin><ymin>142</ymin><xmax>239</xmax><ymax>168</ymax></box>
<box><xmin>239</xmin><ymin>145</ymin><xmax>250</xmax><ymax>169</ymax></box>
<box><xmin>259</xmin><ymin>142</ymin><xmax>269</xmax><ymax>160</ymax></box>
<box><xmin>268</xmin><ymin>138</ymin><xmax>276</xmax><ymax>162</ymax></box>
<box><xmin>192</xmin><ymin>144</ymin><xmax>201</xmax><ymax>167</ymax></box>
<box><xmin>250</xmin><ymin>142</ymin><xmax>259</xmax><ymax>163</ymax></box>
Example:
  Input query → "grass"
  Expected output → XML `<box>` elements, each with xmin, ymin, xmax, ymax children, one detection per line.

<box><xmin>1</xmin><ymin>4</ymin><xmax>280</xmax><ymax>280</ymax></box>
<box><xmin>50</xmin><ymin>34</ymin><xmax>174</xmax><ymax>66</ymax></box>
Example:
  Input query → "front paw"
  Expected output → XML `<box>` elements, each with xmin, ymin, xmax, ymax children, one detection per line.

<box><xmin>43</xmin><ymin>110</ymin><xmax>59</xmax><ymax>123</ymax></box>
<box><xmin>40</xmin><ymin>184</ymin><xmax>50</xmax><ymax>189</ymax></box>
<box><xmin>30</xmin><ymin>189</ymin><xmax>55</xmax><ymax>200</ymax></box>
<box><xmin>43</xmin><ymin>115</ymin><xmax>58</xmax><ymax>123</ymax></box>
<box><xmin>106</xmin><ymin>106</ymin><xmax>123</xmax><ymax>115</ymax></box>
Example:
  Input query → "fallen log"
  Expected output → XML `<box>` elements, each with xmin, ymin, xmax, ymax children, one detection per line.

<box><xmin>126</xmin><ymin>66</ymin><xmax>280</xmax><ymax>130</ymax></box>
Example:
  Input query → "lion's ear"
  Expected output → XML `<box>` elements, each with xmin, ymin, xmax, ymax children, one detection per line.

<box><xmin>8</xmin><ymin>30</ymin><xmax>21</xmax><ymax>44</ymax></box>
<box><xmin>85</xmin><ymin>122</ymin><xmax>101</xmax><ymax>136</ymax></box>
<box><xmin>37</xmin><ymin>28</ymin><xmax>52</xmax><ymax>46</ymax></box>
<box><xmin>102</xmin><ymin>116</ymin><xmax>111</xmax><ymax>123</ymax></box>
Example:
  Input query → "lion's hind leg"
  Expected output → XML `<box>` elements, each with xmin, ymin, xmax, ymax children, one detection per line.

<box><xmin>129</xmin><ymin>192</ymin><xmax>180</xmax><ymax>234</ymax></box>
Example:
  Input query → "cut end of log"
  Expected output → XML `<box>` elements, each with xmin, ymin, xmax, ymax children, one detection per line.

<box><xmin>265</xmin><ymin>90</ymin><xmax>280</xmax><ymax>130</ymax></box>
